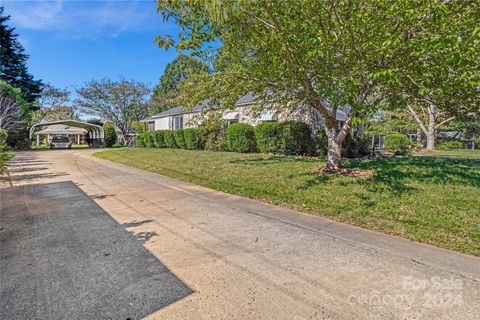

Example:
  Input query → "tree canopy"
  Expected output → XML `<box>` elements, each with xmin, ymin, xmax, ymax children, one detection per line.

<box><xmin>76</xmin><ymin>79</ymin><xmax>150</xmax><ymax>141</ymax></box>
<box><xmin>150</xmin><ymin>54</ymin><xmax>207</xmax><ymax>115</ymax></box>
<box><xmin>33</xmin><ymin>84</ymin><xmax>78</xmax><ymax>123</ymax></box>
<box><xmin>0</xmin><ymin>6</ymin><xmax>42</xmax><ymax>104</ymax></box>
<box><xmin>156</xmin><ymin>0</ymin><xmax>479</xmax><ymax>167</ymax></box>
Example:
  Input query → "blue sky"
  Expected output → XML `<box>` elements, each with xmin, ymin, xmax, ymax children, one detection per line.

<box><xmin>1</xmin><ymin>0</ymin><xmax>180</xmax><ymax>94</ymax></box>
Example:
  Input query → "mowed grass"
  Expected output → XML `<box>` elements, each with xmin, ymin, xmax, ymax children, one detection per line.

<box><xmin>94</xmin><ymin>148</ymin><xmax>480</xmax><ymax>255</ymax></box>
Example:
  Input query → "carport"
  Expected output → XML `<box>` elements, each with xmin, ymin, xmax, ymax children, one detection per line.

<box><xmin>30</xmin><ymin>120</ymin><xmax>104</xmax><ymax>147</ymax></box>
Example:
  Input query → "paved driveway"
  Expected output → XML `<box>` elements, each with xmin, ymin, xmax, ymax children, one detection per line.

<box><xmin>1</xmin><ymin>150</ymin><xmax>479</xmax><ymax>319</ymax></box>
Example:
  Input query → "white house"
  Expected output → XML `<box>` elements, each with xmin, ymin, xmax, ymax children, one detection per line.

<box><xmin>140</xmin><ymin>93</ymin><xmax>347</xmax><ymax>134</ymax></box>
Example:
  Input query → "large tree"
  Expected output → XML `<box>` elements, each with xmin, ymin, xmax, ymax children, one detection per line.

<box><xmin>33</xmin><ymin>84</ymin><xmax>78</xmax><ymax>123</ymax></box>
<box><xmin>387</xmin><ymin>1</ymin><xmax>479</xmax><ymax>150</ymax></box>
<box><xmin>0</xmin><ymin>80</ymin><xmax>26</xmax><ymax>130</ymax></box>
<box><xmin>156</xmin><ymin>0</ymin><xmax>472</xmax><ymax>171</ymax></box>
<box><xmin>150</xmin><ymin>54</ymin><xmax>207</xmax><ymax>115</ymax></box>
<box><xmin>0</xmin><ymin>7</ymin><xmax>42</xmax><ymax>104</ymax></box>
<box><xmin>76</xmin><ymin>79</ymin><xmax>150</xmax><ymax>143</ymax></box>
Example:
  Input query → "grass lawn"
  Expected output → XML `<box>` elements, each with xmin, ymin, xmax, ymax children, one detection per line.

<box><xmin>94</xmin><ymin>148</ymin><xmax>480</xmax><ymax>256</ymax></box>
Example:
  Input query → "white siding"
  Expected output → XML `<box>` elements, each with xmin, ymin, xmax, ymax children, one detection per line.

<box><xmin>154</xmin><ymin>117</ymin><xmax>170</xmax><ymax>130</ymax></box>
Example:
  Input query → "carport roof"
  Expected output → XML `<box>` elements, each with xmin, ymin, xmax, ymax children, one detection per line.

<box><xmin>30</xmin><ymin>120</ymin><xmax>104</xmax><ymax>139</ymax></box>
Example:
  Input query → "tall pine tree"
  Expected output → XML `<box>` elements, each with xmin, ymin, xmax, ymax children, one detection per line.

<box><xmin>0</xmin><ymin>6</ymin><xmax>42</xmax><ymax>105</ymax></box>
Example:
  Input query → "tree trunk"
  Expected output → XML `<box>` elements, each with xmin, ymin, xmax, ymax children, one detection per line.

<box><xmin>426</xmin><ymin>105</ymin><xmax>436</xmax><ymax>150</ymax></box>
<box><xmin>325</xmin><ymin>137</ymin><xmax>342</xmax><ymax>172</ymax></box>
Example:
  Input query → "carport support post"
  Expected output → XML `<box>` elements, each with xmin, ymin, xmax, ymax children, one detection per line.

<box><xmin>77</xmin><ymin>134</ymin><xmax>80</xmax><ymax>145</ymax></box>
<box><xmin>36</xmin><ymin>134</ymin><xmax>40</xmax><ymax>146</ymax></box>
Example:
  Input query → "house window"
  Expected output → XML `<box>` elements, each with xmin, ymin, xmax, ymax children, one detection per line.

<box><xmin>173</xmin><ymin>116</ymin><xmax>184</xmax><ymax>129</ymax></box>
<box><xmin>147</xmin><ymin>122</ymin><xmax>155</xmax><ymax>131</ymax></box>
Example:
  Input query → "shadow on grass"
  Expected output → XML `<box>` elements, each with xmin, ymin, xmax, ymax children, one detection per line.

<box><xmin>344</xmin><ymin>155</ymin><xmax>480</xmax><ymax>192</ymax></box>
<box><xmin>228</xmin><ymin>155</ymin><xmax>320</xmax><ymax>165</ymax></box>
<box><xmin>231</xmin><ymin>154</ymin><xmax>480</xmax><ymax>194</ymax></box>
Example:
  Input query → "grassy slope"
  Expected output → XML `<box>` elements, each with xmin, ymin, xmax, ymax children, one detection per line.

<box><xmin>94</xmin><ymin>148</ymin><xmax>480</xmax><ymax>255</ymax></box>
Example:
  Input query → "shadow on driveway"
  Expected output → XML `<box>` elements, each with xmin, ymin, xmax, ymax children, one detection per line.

<box><xmin>0</xmin><ymin>181</ymin><xmax>192</xmax><ymax>320</ymax></box>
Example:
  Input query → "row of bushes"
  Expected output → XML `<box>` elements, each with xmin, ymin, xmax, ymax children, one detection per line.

<box><xmin>137</xmin><ymin>121</ymin><xmax>318</xmax><ymax>156</ymax></box>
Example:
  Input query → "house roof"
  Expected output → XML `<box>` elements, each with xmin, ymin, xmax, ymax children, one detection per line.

<box><xmin>142</xmin><ymin>94</ymin><xmax>255</xmax><ymax>122</ymax></box>
<box><xmin>141</xmin><ymin>93</ymin><xmax>348</xmax><ymax>122</ymax></box>
<box><xmin>34</xmin><ymin>124</ymin><xmax>88</xmax><ymax>135</ymax></box>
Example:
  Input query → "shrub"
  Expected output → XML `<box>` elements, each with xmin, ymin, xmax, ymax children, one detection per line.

<box><xmin>153</xmin><ymin>130</ymin><xmax>166</xmax><ymax>148</ymax></box>
<box><xmin>136</xmin><ymin>133</ymin><xmax>145</xmax><ymax>147</ymax></box>
<box><xmin>436</xmin><ymin>141</ymin><xmax>463</xmax><ymax>150</ymax></box>
<box><xmin>226</xmin><ymin>123</ymin><xmax>257</xmax><ymax>153</ymax></box>
<box><xmin>184</xmin><ymin>128</ymin><xmax>202</xmax><ymax>150</ymax></box>
<box><xmin>164</xmin><ymin>130</ymin><xmax>177</xmax><ymax>148</ymax></box>
<box><xmin>342</xmin><ymin>135</ymin><xmax>371</xmax><ymax>158</ymax></box>
<box><xmin>255</xmin><ymin>122</ymin><xmax>282</xmax><ymax>153</ymax></box>
<box><xmin>315</xmin><ymin>130</ymin><xmax>328</xmax><ymax>158</ymax></box>
<box><xmin>144</xmin><ymin>131</ymin><xmax>156</xmax><ymax>148</ymax></box>
<box><xmin>173</xmin><ymin>129</ymin><xmax>187</xmax><ymax>149</ymax></box>
<box><xmin>384</xmin><ymin>133</ymin><xmax>414</xmax><ymax>155</ymax></box>
<box><xmin>198</xmin><ymin>125</ymin><xmax>227</xmax><ymax>151</ymax></box>
<box><xmin>0</xmin><ymin>128</ymin><xmax>7</xmax><ymax>147</ymax></box>
<box><xmin>279</xmin><ymin>121</ymin><xmax>314</xmax><ymax>155</ymax></box>
<box><xmin>103</xmin><ymin>123</ymin><xmax>117</xmax><ymax>147</ymax></box>
<box><xmin>112</xmin><ymin>143</ymin><xmax>124</xmax><ymax>148</ymax></box>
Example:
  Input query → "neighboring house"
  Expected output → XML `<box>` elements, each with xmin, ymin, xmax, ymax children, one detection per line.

<box><xmin>141</xmin><ymin>93</ymin><xmax>347</xmax><ymax>134</ymax></box>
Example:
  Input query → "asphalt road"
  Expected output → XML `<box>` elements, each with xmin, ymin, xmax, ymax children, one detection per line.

<box><xmin>1</xmin><ymin>150</ymin><xmax>479</xmax><ymax>319</ymax></box>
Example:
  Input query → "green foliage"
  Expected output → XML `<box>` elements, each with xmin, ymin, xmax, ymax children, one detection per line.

<box><xmin>0</xmin><ymin>128</ymin><xmax>7</xmax><ymax>146</ymax></box>
<box><xmin>341</xmin><ymin>135</ymin><xmax>371</xmax><ymax>158</ymax></box>
<box><xmin>5</xmin><ymin>128</ymin><xmax>30</xmax><ymax>150</ymax></box>
<box><xmin>197</xmin><ymin>115</ymin><xmax>227</xmax><ymax>151</ymax></box>
<box><xmin>143</xmin><ymin>131</ymin><xmax>156</xmax><ymax>148</ymax></box>
<box><xmin>226</xmin><ymin>123</ymin><xmax>256</xmax><ymax>153</ymax></box>
<box><xmin>173</xmin><ymin>129</ymin><xmax>187</xmax><ymax>148</ymax></box>
<box><xmin>103</xmin><ymin>123</ymin><xmax>117</xmax><ymax>147</ymax></box>
<box><xmin>315</xmin><ymin>131</ymin><xmax>329</xmax><ymax>158</ymax></box>
<box><xmin>437</xmin><ymin>141</ymin><xmax>464</xmax><ymax>150</ymax></box>
<box><xmin>164</xmin><ymin>130</ymin><xmax>177</xmax><ymax>148</ymax></box>
<box><xmin>0</xmin><ymin>8</ymin><xmax>42</xmax><ymax>103</ymax></box>
<box><xmin>136</xmin><ymin>133</ymin><xmax>145</xmax><ymax>147</ymax></box>
<box><xmin>153</xmin><ymin>130</ymin><xmax>166</xmax><ymax>148</ymax></box>
<box><xmin>150</xmin><ymin>55</ymin><xmax>208</xmax><ymax>115</ymax></box>
<box><xmin>279</xmin><ymin>122</ymin><xmax>314</xmax><ymax>156</ymax></box>
<box><xmin>111</xmin><ymin>143</ymin><xmax>124</xmax><ymax>148</ymax></box>
<box><xmin>183</xmin><ymin>128</ymin><xmax>202</xmax><ymax>150</ymax></box>
<box><xmin>255</xmin><ymin>122</ymin><xmax>282</xmax><ymax>153</ymax></box>
<box><xmin>76</xmin><ymin>79</ymin><xmax>150</xmax><ymax>140</ymax></box>
<box><xmin>384</xmin><ymin>133</ymin><xmax>414</xmax><ymax>155</ymax></box>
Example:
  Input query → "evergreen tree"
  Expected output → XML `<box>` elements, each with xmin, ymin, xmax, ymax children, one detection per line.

<box><xmin>0</xmin><ymin>6</ymin><xmax>42</xmax><ymax>105</ymax></box>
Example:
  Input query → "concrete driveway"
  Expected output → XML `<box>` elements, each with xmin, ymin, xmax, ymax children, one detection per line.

<box><xmin>1</xmin><ymin>150</ymin><xmax>479</xmax><ymax>319</ymax></box>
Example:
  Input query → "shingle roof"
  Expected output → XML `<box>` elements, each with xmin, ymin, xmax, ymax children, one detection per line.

<box><xmin>143</xmin><ymin>93</ymin><xmax>256</xmax><ymax>121</ymax></box>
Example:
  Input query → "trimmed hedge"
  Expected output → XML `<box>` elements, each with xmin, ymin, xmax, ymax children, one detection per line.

<box><xmin>164</xmin><ymin>130</ymin><xmax>177</xmax><ymax>148</ymax></box>
<box><xmin>436</xmin><ymin>140</ymin><xmax>463</xmax><ymax>150</ymax></box>
<box><xmin>255</xmin><ymin>122</ymin><xmax>282</xmax><ymax>153</ymax></box>
<box><xmin>279</xmin><ymin>121</ymin><xmax>314</xmax><ymax>155</ymax></box>
<box><xmin>226</xmin><ymin>123</ymin><xmax>257</xmax><ymax>153</ymax></box>
<box><xmin>144</xmin><ymin>131</ymin><xmax>156</xmax><ymax>148</ymax></box>
<box><xmin>154</xmin><ymin>130</ymin><xmax>166</xmax><ymax>148</ymax></box>
<box><xmin>384</xmin><ymin>133</ymin><xmax>414</xmax><ymax>155</ymax></box>
<box><xmin>173</xmin><ymin>129</ymin><xmax>187</xmax><ymax>148</ymax></box>
<box><xmin>136</xmin><ymin>133</ymin><xmax>145</xmax><ymax>147</ymax></box>
<box><xmin>184</xmin><ymin>128</ymin><xmax>202</xmax><ymax>150</ymax></box>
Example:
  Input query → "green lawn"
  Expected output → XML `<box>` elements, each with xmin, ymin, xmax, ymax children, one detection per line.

<box><xmin>94</xmin><ymin>148</ymin><xmax>480</xmax><ymax>255</ymax></box>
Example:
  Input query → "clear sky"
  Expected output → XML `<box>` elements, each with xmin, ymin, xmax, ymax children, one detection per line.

<box><xmin>1</xmin><ymin>0</ymin><xmax>180</xmax><ymax>94</ymax></box>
